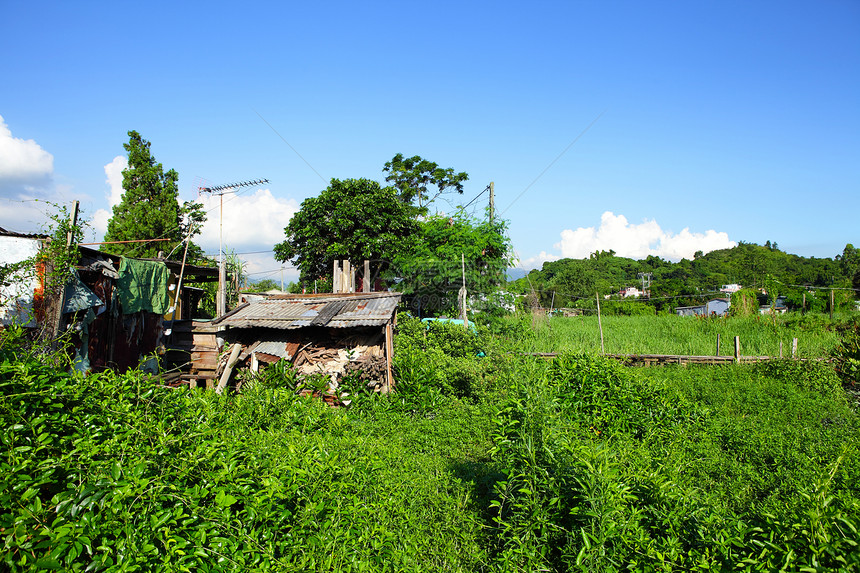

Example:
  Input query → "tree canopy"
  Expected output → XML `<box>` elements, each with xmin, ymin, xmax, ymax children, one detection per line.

<box><xmin>103</xmin><ymin>131</ymin><xmax>206</xmax><ymax>259</ymax></box>
<box><xmin>394</xmin><ymin>212</ymin><xmax>512</xmax><ymax>315</ymax></box>
<box><xmin>383</xmin><ymin>153</ymin><xmax>469</xmax><ymax>211</ymax></box>
<box><xmin>273</xmin><ymin>178</ymin><xmax>420</xmax><ymax>283</ymax></box>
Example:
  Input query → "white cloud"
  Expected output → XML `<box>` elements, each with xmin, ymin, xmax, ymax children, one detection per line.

<box><xmin>91</xmin><ymin>208</ymin><xmax>110</xmax><ymax>238</ymax></box>
<box><xmin>0</xmin><ymin>115</ymin><xmax>54</xmax><ymax>194</ymax></box>
<box><xmin>104</xmin><ymin>156</ymin><xmax>126</xmax><ymax>208</ymax></box>
<box><xmin>197</xmin><ymin>188</ymin><xmax>299</xmax><ymax>254</ymax></box>
<box><xmin>519</xmin><ymin>250</ymin><xmax>560</xmax><ymax>270</ymax></box>
<box><xmin>90</xmin><ymin>156</ymin><xmax>128</xmax><ymax>239</ymax></box>
<box><xmin>554</xmin><ymin>211</ymin><xmax>736</xmax><ymax>261</ymax></box>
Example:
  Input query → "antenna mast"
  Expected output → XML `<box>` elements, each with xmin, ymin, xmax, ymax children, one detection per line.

<box><xmin>199</xmin><ymin>178</ymin><xmax>269</xmax><ymax>316</ymax></box>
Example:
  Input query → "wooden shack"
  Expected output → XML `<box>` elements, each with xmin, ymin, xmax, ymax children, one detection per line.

<box><xmin>203</xmin><ymin>291</ymin><xmax>401</xmax><ymax>395</ymax></box>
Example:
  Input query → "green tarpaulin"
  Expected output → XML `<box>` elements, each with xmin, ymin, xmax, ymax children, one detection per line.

<box><xmin>117</xmin><ymin>257</ymin><xmax>171</xmax><ymax>315</ymax></box>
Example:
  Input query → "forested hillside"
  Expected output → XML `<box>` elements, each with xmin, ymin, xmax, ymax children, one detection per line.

<box><xmin>509</xmin><ymin>242</ymin><xmax>860</xmax><ymax>313</ymax></box>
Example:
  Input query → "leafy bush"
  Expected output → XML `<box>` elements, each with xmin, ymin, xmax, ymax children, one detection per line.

<box><xmin>834</xmin><ymin>318</ymin><xmax>860</xmax><ymax>388</ymax></box>
<box><xmin>730</xmin><ymin>288</ymin><xmax>760</xmax><ymax>317</ymax></box>
<box><xmin>393</xmin><ymin>314</ymin><xmax>491</xmax><ymax>402</ymax></box>
<box><xmin>755</xmin><ymin>358</ymin><xmax>845</xmax><ymax>398</ymax></box>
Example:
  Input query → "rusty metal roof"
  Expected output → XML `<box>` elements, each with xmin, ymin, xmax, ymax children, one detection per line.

<box><xmin>212</xmin><ymin>292</ymin><xmax>401</xmax><ymax>329</ymax></box>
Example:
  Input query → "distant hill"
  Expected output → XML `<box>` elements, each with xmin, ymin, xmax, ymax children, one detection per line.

<box><xmin>507</xmin><ymin>242</ymin><xmax>859</xmax><ymax>313</ymax></box>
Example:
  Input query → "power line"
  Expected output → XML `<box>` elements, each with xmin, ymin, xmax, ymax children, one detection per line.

<box><xmin>500</xmin><ymin>110</ymin><xmax>605</xmax><ymax>216</ymax></box>
<box><xmin>253</xmin><ymin>108</ymin><xmax>328</xmax><ymax>184</ymax></box>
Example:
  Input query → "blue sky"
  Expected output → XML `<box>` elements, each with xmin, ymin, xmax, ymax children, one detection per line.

<box><xmin>2</xmin><ymin>1</ymin><xmax>858</xmax><ymax>283</ymax></box>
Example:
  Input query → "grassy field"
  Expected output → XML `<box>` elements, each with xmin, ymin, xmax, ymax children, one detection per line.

<box><xmin>2</xmin><ymin>313</ymin><xmax>859</xmax><ymax>571</ymax></box>
<box><xmin>519</xmin><ymin>313</ymin><xmax>844</xmax><ymax>358</ymax></box>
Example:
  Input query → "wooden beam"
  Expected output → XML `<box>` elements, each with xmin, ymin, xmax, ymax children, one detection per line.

<box><xmin>384</xmin><ymin>323</ymin><xmax>394</xmax><ymax>393</ymax></box>
<box><xmin>216</xmin><ymin>343</ymin><xmax>242</xmax><ymax>394</ymax></box>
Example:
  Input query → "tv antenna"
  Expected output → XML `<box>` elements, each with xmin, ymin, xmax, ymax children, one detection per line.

<box><xmin>199</xmin><ymin>178</ymin><xmax>269</xmax><ymax>315</ymax></box>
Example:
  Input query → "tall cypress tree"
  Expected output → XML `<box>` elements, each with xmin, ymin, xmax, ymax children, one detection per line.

<box><xmin>103</xmin><ymin>131</ymin><xmax>205</xmax><ymax>259</ymax></box>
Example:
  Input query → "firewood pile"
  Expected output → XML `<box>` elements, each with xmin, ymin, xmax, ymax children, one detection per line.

<box><xmin>292</xmin><ymin>333</ymin><xmax>385</xmax><ymax>389</ymax></box>
<box><xmin>220</xmin><ymin>328</ymin><xmax>390</xmax><ymax>401</ymax></box>
<box><xmin>344</xmin><ymin>356</ymin><xmax>388</xmax><ymax>392</ymax></box>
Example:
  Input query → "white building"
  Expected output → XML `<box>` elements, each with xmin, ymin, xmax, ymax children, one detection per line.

<box><xmin>620</xmin><ymin>286</ymin><xmax>641</xmax><ymax>298</ymax></box>
<box><xmin>0</xmin><ymin>227</ymin><xmax>46</xmax><ymax>327</ymax></box>
<box><xmin>720</xmin><ymin>283</ymin><xmax>742</xmax><ymax>294</ymax></box>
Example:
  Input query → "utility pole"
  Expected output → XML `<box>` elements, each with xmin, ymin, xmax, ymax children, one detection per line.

<box><xmin>489</xmin><ymin>181</ymin><xmax>495</xmax><ymax>222</ymax></box>
<box><xmin>199</xmin><ymin>179</ymin><xmax>268</xmax><ymax>316</ymax></box>
<box><xmin>53</xmin><ymin>200</ymin><xmax>79</xmax><ymax>345</ymax></box>
<box><xmin>638</xmin><ymin>272</ymin><xmax>652</xmax><ymax>297</ymax></box>
<box><xmin>65</xmin><ymin>200</ymin><xmax>79</xmax><ymax>248</ymax></box>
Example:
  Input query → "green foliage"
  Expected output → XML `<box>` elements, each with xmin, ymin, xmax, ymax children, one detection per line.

<box><xmin>396</xmin><ymin>212</ymin><xmax>512</xmax><ymax>315</ymax></box>
<box><xmin>393</xmin><ymin>314</ymin><xmax>493</xmax><ymax>403</ymax></box>
<box><xmin>274</xmin><ymin>178</ymin><xmax>420</xmax><ymax>283</ymax></box>
<box><xmin>4</xmin><ymin>308</ymin><xmax>860</xmax><ymax>572</ymax></box>
<box><xmin>754</xmin><ymin>358</ymin><xmax>845</xmax><ymax>398</ymax></box>
<box><xmin>104</xmin><ymin>131</ymin><xmax>206</xmax><ymax>260</ymax></box>
<box><xmin>245</xmin><ymin>278</ymin><xmax>279</xmax><ymax>292</ymax></box>
<box><xmin>382</xmin><ymin>153</ymin><xmax>468</xmax><ymax>211</ymax></box>
<box><xmin>0</xmin><ymin>331</ymin><xmax>489</xmax><ymax>572</ymax></box>
<box><xmin>730</xmin><ymin>288</ymin><xmax>761</xmax><ymax>316</ymax></box>
<box><xmin>488</xmin><ymin>349</ymin><xmax>860</xmax><ymax>572</ymax></box>
<box><xmin>833</xmin><ymin>318</ymin><xmax>860</xmax><ymax>387</ymax></box>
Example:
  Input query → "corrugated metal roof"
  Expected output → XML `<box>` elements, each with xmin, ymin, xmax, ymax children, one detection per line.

<box><xmin>0</xmin><ymin>227</ymin><xmax>47</xmax><ymax>239</ymax></box>
<box><xmin>213</xmin><ymin>292</ymin><xmax>401</xmax><ymax>329</ymax></box>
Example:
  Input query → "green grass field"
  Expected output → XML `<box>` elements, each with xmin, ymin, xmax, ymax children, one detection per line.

<box><xmin>520</xmin><ymin>313</ymin><xmax>843</xmax><ymax>358</ymax></box>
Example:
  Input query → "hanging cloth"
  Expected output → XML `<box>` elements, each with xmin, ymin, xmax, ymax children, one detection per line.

<box><xmin>117</xmin><ymin>257</ymin><xmax>171</xmax><ymax>315</ymax></box>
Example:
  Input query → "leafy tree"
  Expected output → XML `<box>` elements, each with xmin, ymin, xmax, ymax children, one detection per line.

<box><xmin>394</xmin><ymin>211</ymin><xmax>511</xmax><ymax>315</ymax></box>
<box><xmin>383</xmin><ymin>153</ymin><xmax>469</xmax><ymax>211</ymax></box>
<box><xmin>838</xmin><ymin>244</ymin><xmax>860</xmax><ymax>290</ymax></box>
<box><xmin>274</xmin><ymin>178</ymin><xmax>420</xmax><ymax>283</ymax></box>
<box><xmin>247</xmin><ymin>278</ymin><xmax>279</xmax><ymax>292</ymax></box>
<box><xmin>103</xmin><ymin>131</ymin><xmax>206</xmax><ymax>259</ymax></box>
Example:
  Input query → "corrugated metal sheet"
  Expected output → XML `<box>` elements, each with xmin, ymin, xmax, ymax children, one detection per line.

<box><xmin>254</xmin><ymin>339</ymin><xmax>291</xmax><ymax>358</ymax></box>
<box><xmin>214</xmin><ymin>292</ymin><xmax>400</xmax><ymax>330</ymax></box>
<box><xmin>0</xmin><ymin>227</ymin><xmax>47</xmax><ymax>239</ymax></box>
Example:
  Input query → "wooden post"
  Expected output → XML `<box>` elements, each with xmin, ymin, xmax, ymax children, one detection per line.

<box><xmin>216</xmin><ymin>343</ymin><xmax>242</xmax><ymax>394</ymax></box>
<box><xmin>65</xmin><ymin>200</ymin><xmax>79</xmax><ymax>248</ymax></box>
<box><xmin>716</xmin><ymin>334</ymin><xmax>721</xmax><ymax>357</ymax></box>
<box><xmin>52</xmin><ymin>200</ymin><xmax>80</xmax><ymax>345</ymax></box>
<box><xmin>343</xmin><ymin>260</ymin><xmax>352</xmax><ymax>293</ymax></box>
<box><xmin>802</xmin><ymin>292</ymin><xmax>806</xmax><ymax>313</ymax></box>
<box><xmin>489</xmin><ymin>181</ymin><xmax>495</xmax><ymax>222</ymax></box>
<box><xmin>363</xmin><ymin>260</ymin><xmax>370</xmax><ymax>292</ymax></box>
<box><xmin>830</xmin><ymin>289</ymin><xmax>835</xmax><ymax>322</ymax></box>
<box><xmin>791</xmin><ymin>337</ymin><xmax>798</xmax><ymax>358</ymax></box>
<box><xmin>596</xmin><ymin>292</ymin><xmax>605</xmax><ymax>354</ymax></box>
<box><xmin>333</xmin><ymin>260</ymin><xmax>340</xmax><ymax>293</ymax></box>
<box><xmin>734</xmin><ymin>336</ymin><xmax>740</xmax><ymax>364</ymax></box>
<box><xmin>384</xmin><ymin>323</ymin><xmax>394</xmax><ymax>393</ymax></box>
<box><xmin>217</xmin><ymin>260</ymin><xmax>226</xmax><ymax>317</ymax></box>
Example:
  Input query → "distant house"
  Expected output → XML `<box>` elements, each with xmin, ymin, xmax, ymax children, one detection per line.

<box><xmin>619</xmin><ymin>286</ymin><xmax>641</xmax><ymax>298</ymax></box>
<box><xmin>720</xmin><ymin>284</ymin><xmax>742</xmax><ymax>294</ymax></box>
<box><xmin>675</xmin><ymin>298</ymin><xmax>730</xmax><ymax>317</ymax></box>
<box><xmin>760</xmin><ymin>296</ymin><xmax>788</xmax><ymax>315</ymax></box>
